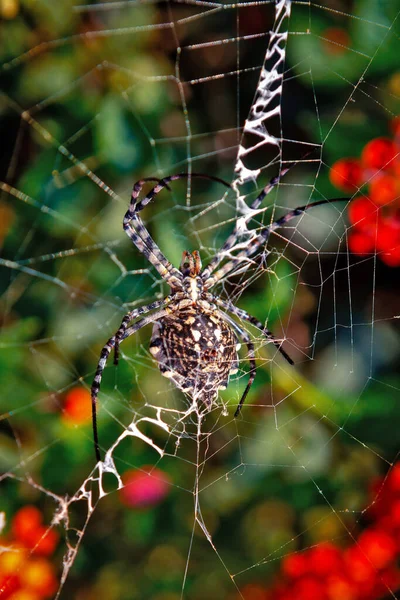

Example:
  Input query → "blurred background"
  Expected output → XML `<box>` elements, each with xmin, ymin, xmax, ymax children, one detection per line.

<box><xmin>1</xmin><ymin>1</ymin><xmax>400</xmax><ymax>599</ymax></box>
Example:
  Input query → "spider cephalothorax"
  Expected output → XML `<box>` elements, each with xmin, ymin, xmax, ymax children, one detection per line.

<box><xmin>179</xmin><ymin>250</ymin><xmax>204</xmax><ymax>299</ymax></box>
<box><xmin>91</xmin><ymin>172</ymin><xmax>347</xmax><ymax>462</ymax></box>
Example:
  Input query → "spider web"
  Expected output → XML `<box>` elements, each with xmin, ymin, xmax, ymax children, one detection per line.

<box><xmin>1</xmin><ymin>1</ymin><xmax>400</xmax><ymax>599</ymax></box>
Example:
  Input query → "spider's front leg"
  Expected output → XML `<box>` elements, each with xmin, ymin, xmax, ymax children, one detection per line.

<box><xmin>216</xmin><ymin>298</ymin><xmax>294</xmax><ymax>365</ymax></box>
<box><xmin>203</xmin><ymin>196</ymin><xmax>349</xmax><ymax>289</ymax></box>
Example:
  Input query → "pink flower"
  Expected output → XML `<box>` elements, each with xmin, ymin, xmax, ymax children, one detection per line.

<box><xmin>119</xmin><ymin>466</ymin><xmax>171</xmax><ymax>508</ymax></box>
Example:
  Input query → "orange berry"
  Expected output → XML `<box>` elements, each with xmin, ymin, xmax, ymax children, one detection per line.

<box><xmin>21</xmin><ymin>559</ymin><xmax>58</xmax><ymax>597</ymax></box>
<box><xmin>361</xmin><ymin>137</ymin><xmax>397</xmax><ymax>171</ymax></box>
<box><xmin>0</xmin><ymin>546</ymin><xmax>26</xmax><ymax>573</ymax></box>
<box><xmin>62</xmin><ymin>387</ymin><xmax>92</xmax><ymax>424</ymax></box>
<box><xmin>8</xmin><ymin>590</ymin><xmax>41</xmax><ymax>600</ymax></box>
<box><xmin>330</xmin><ymin>158</ymin><xmax>363</xmax><ymax>192</ymax></box>
<box><xmin>326</xmin><ymin>573</ymin><xmax>357</xmax><ymax>600</ymax></box>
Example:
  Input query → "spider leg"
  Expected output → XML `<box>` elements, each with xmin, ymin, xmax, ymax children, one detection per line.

<box><xmin>216</xmin><ymin>298</ymin><xmax>294</xmax><ymax>365</ymax></box>
<box><xmin>218</xmin><ymin>310</ymin><xmax>256</xmax><ymax>417</ymax></box>
<box><xmin>126</xmin><ymin>173</ymin><xmax>230</xmax><ymax>289</ymax></box>
<box><xmin>201</xmin><ymin>165</ymin><xmax>292</xmax><ymax>281</ymax></box>
<box><xmin>235</xmin><ymin>339</ymin><xmax>256</xmax><ymax>417</ymax></box>
<box><xmin>125</xmin><ymin>179</ymin><xmax>182</xmax><ymax>288</ymax></box>
<box><xmin>204</xmin><ymin>196</ymin><xmax>349</xmax><ymax>288</ymax></box>
<box><xmin>113</xmin><ymin>296</ymin><xmax>172</xmax><ymax>365</ymax></box>
<box><xmin>91</xmin><ymin>306</ymin><xmax>171</xmax><ymax>463</ymax></box>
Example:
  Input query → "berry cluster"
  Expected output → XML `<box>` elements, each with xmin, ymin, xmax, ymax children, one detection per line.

<box><xmin>0</xmin><ymin>506</ymin><xmax>59</xmax><ymax>599</ymax></box>
<box><xmin>330</xmin><ymin>120</ymin><xmax>400</xmax><ymax>266</ymax></box>
<box><xmin>239</xmin><ymin>463</ymin><xmax>400</xmax><ymax>600</ymax></box>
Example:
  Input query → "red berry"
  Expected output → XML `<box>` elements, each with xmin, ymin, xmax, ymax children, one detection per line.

<box><xmin>379</xmin><ymin>566</ymin><xmax>400</xmax><ymax>591</ymax></box>
<box><xmin>388</xmin><ymin>463</ymin><xmax>400</xmax><ymax>492</ymax></box>
<box><xmin>326</xmin><ymin>573</ymin><xmax>357</xmax><ymax>600</ymax></box>
<box><xmin>308</xmin><ymin>543</ymin><xmax>343</xmax><ymax>577</ymax></box>
<box><xmin>348</xmin><ymin>197</ymin><xmax>378</xmax><ymax>228</ymax></box>
<box><xmin>344</xmin><ymin>545</ymin><xmax>376</xmax><ymax>597</ymax></box>
<box><xmin>358</xmin><ymin>528</ymin><xmax>397</xmax><ymax>570</ymax></box>
<box><xmin>381</xmin><ymin>244</ymin><xmax>400</xmax><ymax>267</ymax></box>
<box><xmin>30</xmin><ymin>526</ymin><xmax>59</xmax><ymax>556</ymax></box>
<box><xmin>376</xmin><ymin>220</ymin><xmax>400</xmax><ymax>253</ymax></box>
<box><xmin>388</xmin><ymin>500</ymin><xmax>400</xmax><ymax>529</ymax></box>
<box><xmin>369</xmin><ymin>174</ymin><xmax>399</xmax><ymax>206</ymax></box>
<box><xmin>330</xmin><ymin>159</ymin><xmax>363</xmax><ymax>192</ymax></box>
<box><xmin>292</xmin><ymin>576</ymin><xmax>328</xmax><ymax>600</ymax></box>
<box><xmin>348</xmin><ymin>231</ymin><xmax>375</xmax><ymax>255</ymax></box>
<box><xmin>281</xmin><ymin>552</ymin><xmax>309</xmax><ymax>579</ymax></box>
<box><xmin>12</xmin><ymin>506</ymin><xmax>42</xmax><ymax>544</ymax></box>
<box><xmin>361</xmin><ymin>137</ymin><xmax>397</xmax><ymax>171</ymax></box>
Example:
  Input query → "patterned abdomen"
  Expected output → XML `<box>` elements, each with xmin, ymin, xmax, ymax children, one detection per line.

<box><xmin>149</xmin><ymin>307</ymin><xmax>239</xmax><ymax>406</ymax></box>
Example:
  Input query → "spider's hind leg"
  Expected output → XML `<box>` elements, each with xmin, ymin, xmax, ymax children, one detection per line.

<box><xmin>91</xmin><ymin>335</ymin><xmax>117</xmax><ymax>463</ymax></box>
<box><xmin>217</xmin><ymin>310</ymin><xmax>257</xmax><ymax>416</ymax></box>
<box><xmin>91</xmin><ymin>304</ymin><xmax>171</xmax><ymax>463</ymax></box>
<box><xmin>216</xmin><ymin>298</ymin><xmax>294</xmax><ymax>365</ymax></box>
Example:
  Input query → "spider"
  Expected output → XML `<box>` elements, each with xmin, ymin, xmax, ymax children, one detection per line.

<box><xmin>91</xmin><ymin>170</ymin><xmax>347</xmax><ymax>462</ymax></box>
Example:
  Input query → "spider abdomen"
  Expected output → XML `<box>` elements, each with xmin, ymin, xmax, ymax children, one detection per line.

<box><xmin>150</xmin><ymin>306</ymin><xmax>239</xmax><ymax>406</ymax></box>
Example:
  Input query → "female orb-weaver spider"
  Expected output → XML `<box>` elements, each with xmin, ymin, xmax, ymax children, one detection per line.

<box><xmin>91</xmin><ymin>171</ymin><xmax>347</xmax><ymax>462</ymax></box>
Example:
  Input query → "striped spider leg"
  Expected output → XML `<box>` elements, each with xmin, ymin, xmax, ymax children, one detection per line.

<box><xmin>203</xmin><ymin>197</ymin><xmax>349</xmax><ymax>289</ymax></box>
<box><xmin>201</xmin><ymin>165</ymin><xmax>292</xmax><ymax>282</ymax></box>
<box><xmin>91</xmin><ymin>303</ymin><xmax>172</xmax><ymax>462</ymax></box>
<box><xmin>215</xmin><ymin>298</ymin><xmax>294</xmax><ymax>367</ymax></box>
<box><xmin>217</xmin><ymin>309</ymin><xmax>256</xmax><ymax>417</ymax></box>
